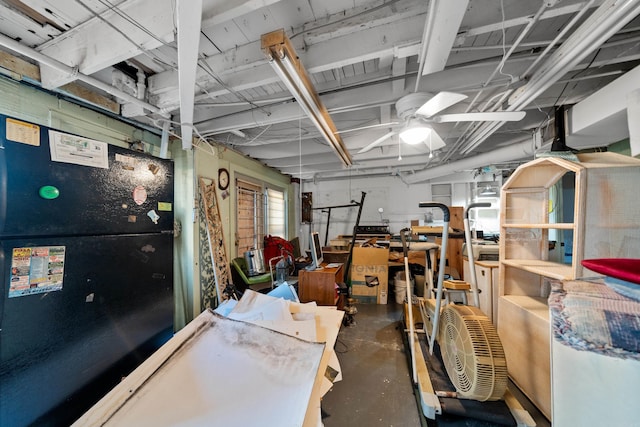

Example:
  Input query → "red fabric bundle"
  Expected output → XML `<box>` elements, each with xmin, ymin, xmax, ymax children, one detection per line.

<box><xmin>581</xmin><ymin>259</ymin><xmax>640</xmax><ymax>285</ymax></box>
<box><xmin>263</xmin><ymin>235</ymin><xmax>294</xmax><ymax>265</ymax></box>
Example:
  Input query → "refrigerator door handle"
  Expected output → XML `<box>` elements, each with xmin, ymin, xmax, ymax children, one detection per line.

<box><xmin>0</xmin><ymin>242</ymin><xmax>5</xmax><ymax>328</ymax></box>
<box><xmin>0</xmin><ymin>144</ymin><xmax>6</xmax><ymax>234</ymax></box>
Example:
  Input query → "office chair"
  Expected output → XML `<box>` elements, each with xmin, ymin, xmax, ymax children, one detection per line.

<box><xmin>230</xmin><ymin>257</ymin><xmax>273</xmax><ymax>293</ymax></box>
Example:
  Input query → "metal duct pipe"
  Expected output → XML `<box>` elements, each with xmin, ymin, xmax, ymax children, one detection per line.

<box><xmin>511</xmin><ymin>0</ymin><xmax>640</xmax><ymax>109</ymax></box>
<box><xmin>552</xmin><ymin>105</ymin><xmax>567</xmax><ymax>150</ymax></box>
<box><xmin>0</xmin><ymin>33</ymin><xmax>169</xmax><ymax>119</ymax></box>
<box><xmin>520</xmin><ymin>0</ymin><xmax>598</xmax><ymax>78</ymax></box>
<box><xmin>441</xmin><ymin>2</ymin><xmax>549</xmax><ymax>162</ymax></box>
<box><xmin>482</xmin><ymin>2</ymin><xmax>548</xmax><ymax>89</ymax></box>
<box><xmin>403</xmin><ymin>137</ymin><xmax>537</xmax><ymax>184</ymax></box>
<box><xmin>460</xmin><ymin>0</ymin><xmax>640</xmax><ymax>155</ymax></box>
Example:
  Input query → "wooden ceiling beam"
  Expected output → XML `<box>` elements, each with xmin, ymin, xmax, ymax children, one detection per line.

<box><xmin>0</xmin><ymin>50</ymin><xmax>119</xmax><ymax>113</ymax></box>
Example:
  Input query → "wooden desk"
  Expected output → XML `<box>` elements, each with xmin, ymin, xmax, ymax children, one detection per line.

<box><xmin>298</xmin><ymin>263</ymin><xmax>343</xmax><ymax>306</ymax></box>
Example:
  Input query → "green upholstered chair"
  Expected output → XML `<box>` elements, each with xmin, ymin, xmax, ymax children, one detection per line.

<box><xmin>230</xmin><ymin>257</ymin><xmax>273</xmax><ymax>293</ymax></box>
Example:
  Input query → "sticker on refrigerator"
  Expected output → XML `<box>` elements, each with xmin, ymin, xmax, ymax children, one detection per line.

<box><xmin>158</xmin><ymin>201</ymin><xmax>172</xmax><ymax>211</ymax></box>
<box><xmin>6</xmin><ymin>118</ymin><xmax>40</xmax><ymax>146</ymax></box>
<box><xmin>147</xmin><ymin>209</ymin><xmax>160</xmax><ymax>224</ymax></box>
<box><xmin>9</xmin><ymin>246</ymin><xmax>66</xmax><ymax>298</ymax></box>
<box><xmin>115</xmin><ymin>153</ymin><xmax>137</xmax><ymax>170</ymax></box>
<box><xmin>49</xmin><ymin>130</ymin><xmax>109</xmax><ymax>169</ymax></box>
<box><xmin>133</xmin><ymin>185</ymin><xmax>147</xmax><ymax>205</ymax></box>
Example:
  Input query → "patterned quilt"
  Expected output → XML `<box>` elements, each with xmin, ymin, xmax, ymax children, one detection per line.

<box><xmin>549</xmin><ymin>278</ymin><xmax>640</xmax><ymax>360</ymax></box>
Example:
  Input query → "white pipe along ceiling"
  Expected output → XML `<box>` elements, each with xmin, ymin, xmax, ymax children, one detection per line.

<box><xmin>0</xmin><ymin>0</ymin><xmax>639</xmax><ymax>183</ymax></box>
<box><xmin>0</xmin><ymin>32</ymin><xmax>169</xmax><ymax>118</ymax></box>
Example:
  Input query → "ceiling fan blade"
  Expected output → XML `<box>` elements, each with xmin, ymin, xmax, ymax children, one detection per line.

<box><xmin>422</xmin><ymin>129</ymin><xmax>446</xmax><ymax>152</ymax></box>
<box><xmin>335</xmin><ymin>122</ymin><xmax>398</xmax><ymax>135</ymax></box>
<box><xmin>419</xmin><ymin>0</ymin><xmax>469</xmax><ymax>76</ymax></box>
<box><xmin>357</xmin><ymin>131</ymin><xmax>396</xmax><ymax>154</ymax></box>
<box><xmin>433</xmin><ymin>111</ymin><xmax>526</xmax><ymax>123</ymax></box>
<box><xmin>415</xmin><ymin>91</ymin><xmax>467</xmax><ymax>118</ymax></box>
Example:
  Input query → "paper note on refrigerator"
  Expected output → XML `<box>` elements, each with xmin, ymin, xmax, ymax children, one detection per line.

<box><xmin>9</xmin><ymin>246</ymin><xmax>65</xmax><ymax>298</ymax></box>
<box><xmin>49</xmin><ymin>130</ymin><xmax>109</xmax><ymax>169</ymax></box>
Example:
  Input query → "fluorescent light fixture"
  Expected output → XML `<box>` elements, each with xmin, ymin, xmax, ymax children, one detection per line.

<box><xmin>262</xmin><ymin>30</ymin><xmax>352</xmax><ymax>167</ymax></box>
<box><xmin>399</xmin><ymin>119</ymin><xmax>430</xmax><ymax>145</ymax></box>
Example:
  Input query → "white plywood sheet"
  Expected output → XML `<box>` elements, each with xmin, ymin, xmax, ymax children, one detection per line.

<box><xmin>219</xmin><ymin>291</ymin><xmax>345</xmax><ymax>427</ymax></box>
<box><xmin>552</xmin><ymin>338</ymin><xmax>640</xmax><ymax>426</ymax></box>
<box><xmin>74</xmin><ymin>311</ymin><xmax>325</xmax><ymax>427</ymax></box>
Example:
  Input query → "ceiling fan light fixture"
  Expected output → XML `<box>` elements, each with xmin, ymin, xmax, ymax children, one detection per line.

<box><xmin>399</xmin><ymin>120</ymin><xmax>431</xmax><ymax>145</ymax></box>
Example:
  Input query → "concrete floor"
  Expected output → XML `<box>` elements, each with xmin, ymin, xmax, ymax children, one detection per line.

<box><xmin>321</xmin><ymin>302</ymin><xmax>424</xmax><ymax>426</ymax></box>
<box><xmin>320</xmin><ymin>301</ymin><xmax>552</xmax><ymax>427</ymax></box>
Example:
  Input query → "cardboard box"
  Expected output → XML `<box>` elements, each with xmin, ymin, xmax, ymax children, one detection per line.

<box><xmin>410</xmin><ymin>219</ymin><xmax>420</xmax><ymax>240</ymax></box>
<box><xmin>349</xmin><ymin>246</ymin><xmax>389</xmax><ymax>304</ymax></box>
<box><xmin>329</xmin><ymin>237</ymin><xmax>351</xmax><ymax>251</ymax></box>
<box><xmin>322</xmin><ymin>249</ymin><xmax>349</xmax><ymax>265</ymax></box>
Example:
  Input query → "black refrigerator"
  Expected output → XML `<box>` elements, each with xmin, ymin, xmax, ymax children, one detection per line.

<box><xmin>0</xmin><ymin>115</ymin><xmax>175</xmax><ymax>426</ymax></box>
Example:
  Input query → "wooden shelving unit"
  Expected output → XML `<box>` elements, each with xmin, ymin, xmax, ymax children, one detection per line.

<box><xmin>497</xmin><ymin>152</ymin><xmax>640</xmax><ymax>421</ymax></box>
<box><xmin>501</xmin><ymin>259</ymin><xmax>573</xmax><ymax>280</ymax></box>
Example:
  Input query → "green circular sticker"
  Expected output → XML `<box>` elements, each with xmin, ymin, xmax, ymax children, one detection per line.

<box><xmin>39</xmin><ymin>185</ymin><xmax>60</xmax><ymax>200</ymax></box>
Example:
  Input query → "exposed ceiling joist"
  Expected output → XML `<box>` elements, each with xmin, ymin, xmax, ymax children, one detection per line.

<box><xmin>38</xmin><ymin>0</ymin><xmax>175</xmax><ymax>89</ymax></box>
<box><xmin>1</xmin><ymin>0</ymin><xmax>638</xmax><ymax>182</ymax></box>
<box><xmin>148</xmin><ymin>10</ymin><xmax>427</xmax><ymax>111</ymax></box>
<box><xmin>176</xmin><ymin>0</ymin><xmax>203</xmax><ymax>150</ymax></box>
<box><xmin>0</xmin><ymin>50</ymin><xmax>119</xmax><ymax>113</ymax></box>
<box><xmin>196</xmin><ymin>79</ymin><xmax>399</xmax><ymax>135</ymax></box>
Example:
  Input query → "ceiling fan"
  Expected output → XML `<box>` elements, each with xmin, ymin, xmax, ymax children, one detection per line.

<box><xmin>351</xmin><ymin>91</ymin><xmax>526</xmax><ymax>155</ymax></box>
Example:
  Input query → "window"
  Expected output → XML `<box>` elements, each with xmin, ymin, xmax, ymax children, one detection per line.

<box><xmin>430</xmin><ymin>183</ymin><xmax>452</xmax><ymax>221</ymax></box>
<box><xmin>471</xmin><ymin>181</ymin><xmax>500</xmax><ymax>236</ymax></box>
<box><xmin>237</xmin><ymin>180</ymin><xmax>264</xmax><ymax>254</ymax></box>
<box><xmin>236</xmin><ymin>179</ymin><xmax>287</xmax><ymax>255</ymax></box>
<box><xmin>266</xmin><ymin>188</ymin><xmax>285</xmax><ymax>237</ymax></box>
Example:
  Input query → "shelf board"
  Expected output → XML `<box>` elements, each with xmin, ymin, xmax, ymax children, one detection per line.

<box><xmin>501</xmin><ymin>259</ymin><xmax>573</xmax><ymax>280</ymax></box>
<box><xmin>502</xmin><ymin>223</ymin><xmax>574</xmax><ymax>230</ymax></box>
<box><xmin>502</xmin><ymin>187</ymin><xmax>546</xmax><ymax>194</ymax></box>
<box><xmin>499</xmin><ymin>295</ymin><xmax>549</xmax><ymax>322</ymax></box>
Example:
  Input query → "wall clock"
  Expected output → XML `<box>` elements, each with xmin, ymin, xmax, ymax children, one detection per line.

<box><xmin>218</xmin><ymin>168</ymin><xmax>230</xmax><ymax>190</ymax></box>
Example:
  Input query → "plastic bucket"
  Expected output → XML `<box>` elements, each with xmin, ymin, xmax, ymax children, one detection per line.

<box><xmin>394</xmin><ymin>271</ymin><xmax>413</xmax><ymax>304</ymax></box>
<box><xmin>414</xmin><ymin>274</ymin><xmax>426</xmax><ymax>297</ymax></box>
<box><xmin>394</xmin><ymin>283</ymin><xmax>406</xmax><ymax>304</ymax></box>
